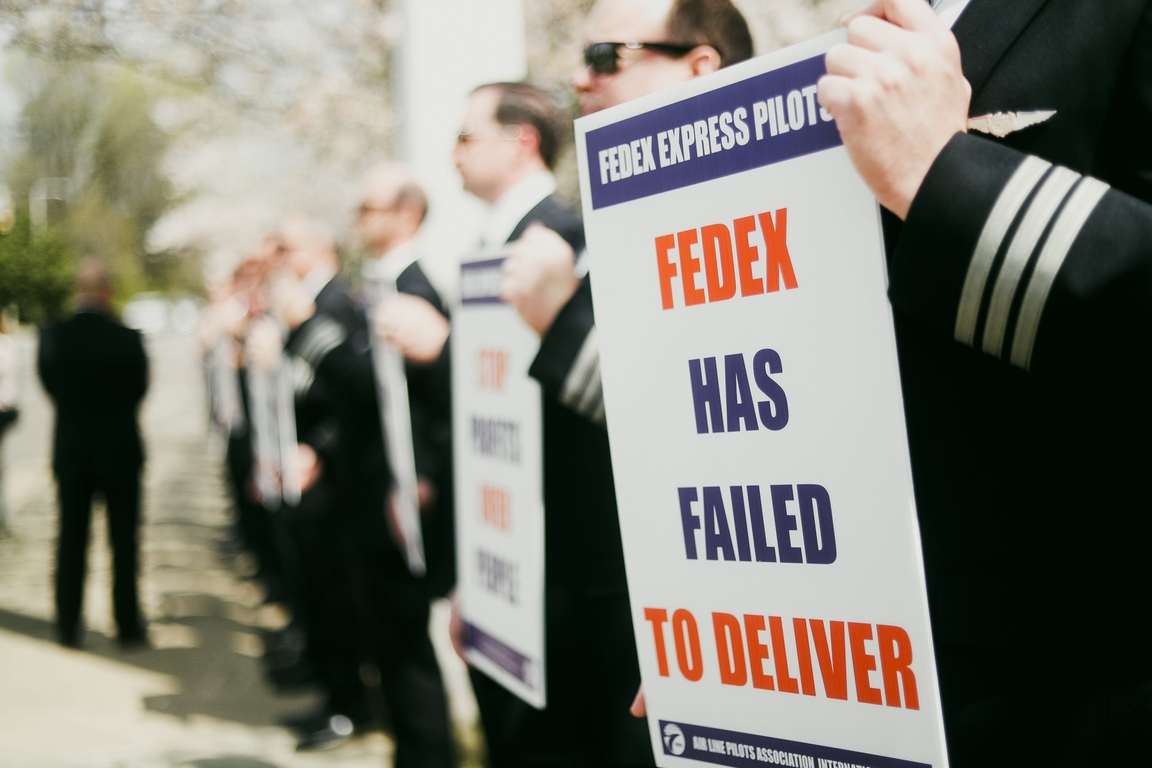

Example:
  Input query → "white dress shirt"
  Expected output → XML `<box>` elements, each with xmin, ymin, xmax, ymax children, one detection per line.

<box><xmin>480</xmin><ymin>172</ymin><xmax>558</xmax><ymax>249</ymax></box>
<box><xmin>299</xmin><ymin>262</ymin><xmax>338</xmax><ymax>304</ymax></box>
<box><xmin>934</xmin><ymin>0</ymin><xmax>970</xmax><ymax>26</ymax></box>
<box><xmin>364</xmin><ymin>239</ymin><xmax>422</xmax><ymax>286</ymax></box>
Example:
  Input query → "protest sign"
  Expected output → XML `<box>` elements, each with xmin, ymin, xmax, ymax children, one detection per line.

<box><xmin>366</xmin><ymin>271</ymin><xmax>426</xmax><ymax>576</ymax></box>
<box><xmin>575</xmin><ymin>32</ymin><xmax>948</xmax><ymax>767</ymax></box>
<box><xmin>372</xmin><ymin>326</ymin><xmax>426</xmax><ymax>575</ymax></box>
<box><xmin>453</xmin><ymin>251</ymin><xmax>547</xmax><ymax>708</ymax></box>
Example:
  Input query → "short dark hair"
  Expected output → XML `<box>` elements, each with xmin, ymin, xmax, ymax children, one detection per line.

<box><xmin>477</xmin><ymin>81</ymin><xmax>563</xmax><ymax>169</ymax></box>
<box><xmin>666</xmin><ymin>0</ymin><xmax>754</xmax><ymax>67</ymax></box>
<box><xmin>395</xmin><ymin>181</ymin><xmax>429</xmax><ymax>224</ymax></box>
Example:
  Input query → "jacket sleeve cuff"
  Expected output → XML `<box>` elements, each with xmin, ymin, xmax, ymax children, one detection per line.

<box><xmin>889</xmin><ymin>131</ymin><xmax>1040</xmax><ymax>340</ymax></box>
<box><xmin>286</xmin><ymin>315</ymin><xmax>347</xmax><ymax>369</ymax></box>
<box><xmin>891</xmin><ymin>132</ymin><xmax>1128</xmax><ymax>373</ymax></box>
<box><xmin>529</xmin><ymin>280</ymin><xmax>595</xmax><ymax>398</ymax></box>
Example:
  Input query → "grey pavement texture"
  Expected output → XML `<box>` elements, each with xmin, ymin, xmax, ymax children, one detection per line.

<box><xmin>0</xmin><ymin>328</ymin><xmax>479</xmax><ymax>768</ymax></box>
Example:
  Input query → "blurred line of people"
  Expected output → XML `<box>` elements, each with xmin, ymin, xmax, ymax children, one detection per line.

<box><xmin>195</xmin><ymin>0</ymin><xmax>752</xmax><ymax>764</ymax></box>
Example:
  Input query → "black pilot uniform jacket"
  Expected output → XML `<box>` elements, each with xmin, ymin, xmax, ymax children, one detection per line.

<box><xmin>881</xmin><ymin>0</ymin><xmax>1152</xmax><ymax>760</ymax></box>
<box><xmin>286</xmin><ymin>261</ymin><xmax>452</xmax><ymax>582</ymax></box>
<box><xmin>284</xmin><ymin>260</ymin><xmax>455</xmax><ymax>768</ymax></box>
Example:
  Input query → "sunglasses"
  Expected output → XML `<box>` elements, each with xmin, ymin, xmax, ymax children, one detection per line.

<box><xmin>582</xmin><ymin>41</ymin><xmax>696</xmax><ymax>76</ymax></box>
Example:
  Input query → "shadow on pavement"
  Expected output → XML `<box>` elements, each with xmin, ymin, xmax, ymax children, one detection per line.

<box><xmin>0</xmin><ymin>606</ymin><xmax>54</xmax><ymax>642</ymax></box>
<box><xmin>0</xmin><ymin>595</ymin><xmax>316</xmax><ymax>729</ymax></box>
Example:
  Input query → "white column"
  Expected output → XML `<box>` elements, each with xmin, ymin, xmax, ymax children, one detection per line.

<box><xmin>394</xmin><ymin>0</ymin><xmax>527</xmax><ymax>298</ymax></box>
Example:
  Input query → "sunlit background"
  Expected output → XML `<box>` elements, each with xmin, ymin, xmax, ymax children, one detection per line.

<box><xmin>0</xmin><ymin>0</ymin><xmax>853</xmax><ymax>311</ymax></box>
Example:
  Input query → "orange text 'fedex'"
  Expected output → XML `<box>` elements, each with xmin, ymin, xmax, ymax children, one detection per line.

<box><xmin>656</xmin><ymin>209</ymin><xmax>798</xmax><ymax>311</ymax></box>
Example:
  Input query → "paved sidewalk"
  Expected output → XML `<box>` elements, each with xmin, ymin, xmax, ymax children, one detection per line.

<box><xmin>0</xmin><ymin>328</ymin><xmax>477</xmax><ymax>768</ymax></box>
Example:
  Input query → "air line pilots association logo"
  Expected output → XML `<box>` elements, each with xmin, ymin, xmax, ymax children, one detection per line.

<box><xmin>662</xmin><ymin>723</ymin><xmax>686</xmax><ymax>755</ymax></box>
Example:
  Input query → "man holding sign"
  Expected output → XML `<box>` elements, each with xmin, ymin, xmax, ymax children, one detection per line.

<box><xmin>483</xmin><ymin>1</ymin><xmax>756</xmax><ymax>766</ymax></box>
<box><xmin>282</xmin><ymin>176</ymin><xmax>454</xmax><ymax>767</ymax></box>
<box><xmin>448</xmin><ymin>80</ymin><xmax>643</xmax><ymax>767</ymax></box>
<box><xmin>818</xmin><ymin>0</ymin><xmax>1152</xmax><ymax>762</ymax></box>
<box><xmin>575</xmin><ymin>6</ymin><xmax>952</xmax><ymax>765</ymax></box>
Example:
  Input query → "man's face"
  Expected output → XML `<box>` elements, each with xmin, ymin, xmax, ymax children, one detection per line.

<box><xmin>276</xmin><ymin>226</ymin><xmax>320</xmax><ymax>279</ymax></box>
<box><xmin>355</xmin><ymin>185</ymin><xmax>404</xmax><ymax>254</ymax></box>
<box><xmin>279</xmin><ymin>238</ymin><xmax>312</xmax><ymax>279</ymax></box>
<box><xmin>573</xmin><ymin>0</ymin><xmax>697</xmax><ymax>115</ymax></box>
<box><xmin>452</xmin><ymin>87</ymin><xmax>523</xmax><ymax>203</ymax></box>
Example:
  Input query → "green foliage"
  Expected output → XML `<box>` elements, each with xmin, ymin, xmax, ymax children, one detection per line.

<box><xmin>0</xmin><ymin>212</ymin><xmax>77</xmax><ymax>324</ymax></box>
<box><xmin>3</xmin><ymin>59</ymin><xmax>195</xmax><ymax>308</ymax></box>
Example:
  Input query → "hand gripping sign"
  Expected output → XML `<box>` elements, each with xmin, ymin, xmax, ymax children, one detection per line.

<box><xmin>453</xmin><ymin>250</ymin><xmax>547</xmax><ymax>708</ymax></box>
<box><xmin>575</xmin><ymin>32</ymin><xmax>948</xmax><ymax>768</ymax></box>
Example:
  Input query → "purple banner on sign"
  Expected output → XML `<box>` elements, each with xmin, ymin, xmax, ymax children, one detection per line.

<box><xmin>584</xmin><ymin>54</ymin><xmax>841</xmax><ymax>210</ymax></box>
<box><xmin>463</xmin><ymin>621</ymin><xmax>538</xmax><ymax>689</ymax></box>
<box><xmin>657</xmin><ymin>721</ymin><xmax>932</xmax><ymax>768</ymax></box>
<box><xmin>460</xmin><ymin>257</ymin><xmax>507</xmax><ymax>305</ymax></box>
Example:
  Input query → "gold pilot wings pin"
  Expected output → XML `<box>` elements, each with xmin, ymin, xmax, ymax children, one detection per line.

<box><xmin>967</xmin><ymin>110</ymin><xmax>1056</xmax><ymax>138</ymax></box>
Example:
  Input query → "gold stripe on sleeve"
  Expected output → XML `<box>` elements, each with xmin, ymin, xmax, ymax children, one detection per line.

<box><xmin>1010</xmin><ymin>178</ymin><xmax>1110</xmax><ymax>370</ymax></box>
<box><xmin>982</xmin><ymin>166</ymin><xmax>1079</xmax><ymax>358</ymax></box>
<box><xmin>954</xmin><ymin>156</ymin><xmax>1051</xmax><ymax>347</ymax></box>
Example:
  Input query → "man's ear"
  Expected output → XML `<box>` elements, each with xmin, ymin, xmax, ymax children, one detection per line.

<box><xmin>401</xmin><ymin>203</ymin><xmax>424</xmax><ymax>234</ymax></box>
<box><xmin>687</xmin><ymin>45</ymin><xmax>722</xmax><ymax>77</ymax></box>
<box><xmin>517</xmin><ymin>123</ymin><xmax>543</xmax><ymax>161</ymax></box>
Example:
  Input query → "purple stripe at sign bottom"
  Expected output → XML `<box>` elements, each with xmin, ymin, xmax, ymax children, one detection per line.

<box><xmin>463</xmin><ymin>621</ymin><xmax>539</xmax><ymax>690</ymax></box>
<box><xmin>460</xmin><ymin>257</ymin><xmax>507</xmax><ymax>305</ymax></box>
<box><xmin>657</xmin><ymin>721</ymin><xmax>932</xmax><ymax>768</ymax></box>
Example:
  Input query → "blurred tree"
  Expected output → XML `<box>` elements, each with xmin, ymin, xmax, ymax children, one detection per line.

<box><xmin>0</xmin><ymin>0</ymin><xmax>850</xmax><ymax>283</ymax></box>
<box><xmin>4</xmin><ymin>59</ymin><xmax>190</xmax><ymax>304</ymax></box>
<box><xmin>1</xmin><ymin>0</ymin><xmax>398</xmax><ymax>279</ymax></box>
<box><xmin>0</xmin><ymin>210</ymin><xmax>75</xmax><ymax>323</ymax></box>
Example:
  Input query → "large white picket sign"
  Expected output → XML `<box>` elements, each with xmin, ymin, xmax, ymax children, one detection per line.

<box><xmin>452</xmin><ymin>251</ymin><xmax>547</xmax><ymax>708</ymax></box>
<box><xmin>575</xmin><ymin>32</ymin><xmax>948</xmax><ymax>767</ymax></box>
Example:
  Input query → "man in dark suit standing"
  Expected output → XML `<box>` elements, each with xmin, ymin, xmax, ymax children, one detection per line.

<box><xmin>496</xmin><ymin>0</ymin><xmax>754</xmax><ymax>738</ymax></box>
<box><xmin>444</xmin><ymin>80</ymin><xmax>651</xmax><ymax>767</ymax></box>
<box><xmin>282</xmin><ymin>172</ymin><xmax>454</xmax><ymax>767</ymax></box>
<box><xmin>269</xmin><ymin>215</ymin><xmax>374</xmax><ymax>749</ymax></box>
<box><xmin>38</xmin><ymin>259</ymin><xmax>148</xmax><ymax>648</ymax></box>
<box><xmin>359</xmin><ymin>165</ymin><xmax>456</xmax><ymax>600</ymax></box>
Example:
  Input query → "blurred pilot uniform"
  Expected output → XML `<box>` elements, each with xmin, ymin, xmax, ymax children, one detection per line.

<box><xmin>286</xmin><ymin>250</ymin><xmax>453</xmax><ymax>768</ymax></box>
<box><xmin>282</xmin><ymin>271</ymin><xmax>373</xmax><ymax>728</ymax></box>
